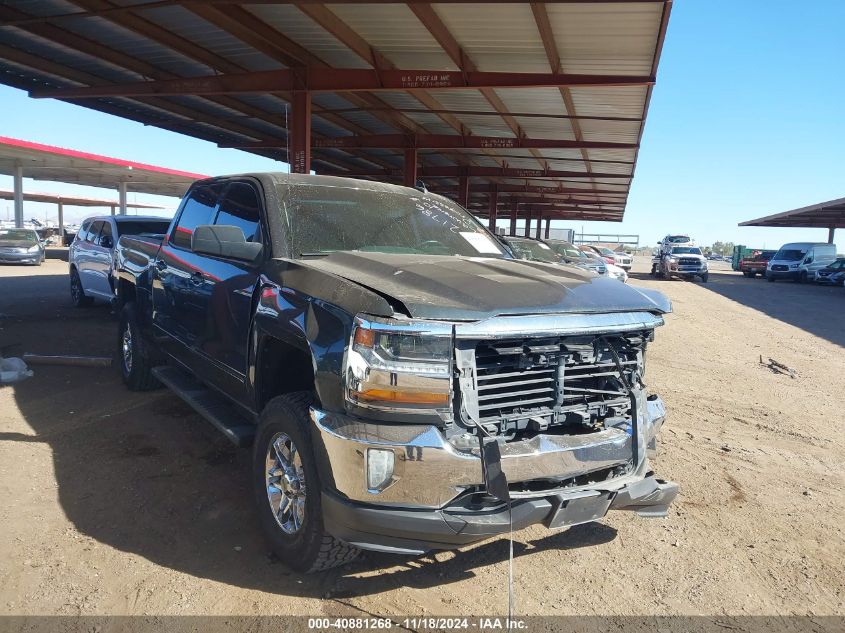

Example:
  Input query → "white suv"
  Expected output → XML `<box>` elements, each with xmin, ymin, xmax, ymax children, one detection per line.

<box><xmin>69</xmin><ymin>215</ymin><xmax>171</xmax><ymax>306</ymax></box>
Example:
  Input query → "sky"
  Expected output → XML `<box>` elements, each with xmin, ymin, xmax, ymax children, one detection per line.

<box><xmin>2</xmin><ymin>0</ymin><xmax>844</xmax><ymax>248</ymax></box>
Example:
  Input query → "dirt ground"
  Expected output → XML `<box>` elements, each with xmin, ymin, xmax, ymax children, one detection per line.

<box><xmin>0</xmin><ymin>257</ymin><xmax>843</xmax><ymax>617</ymax></box>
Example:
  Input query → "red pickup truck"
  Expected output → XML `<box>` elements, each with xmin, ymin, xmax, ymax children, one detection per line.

<box><xmin>739</xmin><ymin>250</ymin><xmax>776</xmax><ymax>277</ymax></box>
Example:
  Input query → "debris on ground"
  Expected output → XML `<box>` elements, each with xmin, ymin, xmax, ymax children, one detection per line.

<box><xmin>0</xmin><ymin>355</ymin><xmax>33</xmax><ymax>383</ymax></box>
<box><xmin>759</xmin><ymin>355</ymin><xmax>797</xmax><ymax>378</ymax></box>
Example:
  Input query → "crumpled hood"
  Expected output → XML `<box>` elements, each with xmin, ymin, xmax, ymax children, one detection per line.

<box><xmin>297</xmin><ymin>251</ymin><xmax>671</xmax><ymax>321</ymax></box>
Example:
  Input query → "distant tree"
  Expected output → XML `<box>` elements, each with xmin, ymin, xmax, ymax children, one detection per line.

<box><xmin>709</xmin><ymin>241</ymin><xmax>735</xmax><ymax>256</ymax></box>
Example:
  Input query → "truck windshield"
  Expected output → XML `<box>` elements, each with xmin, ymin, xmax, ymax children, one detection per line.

<box><xmin>505</xmin><ymin>238</ymin><xmax>560</xmax><ymax>263</ymax></box>
<box><xmin>775</xmin><ymin>249</ymin><xmax>806</xmax><ymax>261</ymax></box>
<box><xmin>0</xmin><ymin>229</ymin><xmax>38</xmax><ymax>243</ymax></box>
<box><xmin>284</xmin><ymin>185</ymin><xmax>507</xmax><ymax>258</ymax></box>
<box><xmin>671</xmin><ymin>247</ymin><xmax>702</xmax><ymax>255</ymax></box>
<box><xmin>546</xmin><ymin>241</ymin><xmax>583</xmax><ymax>259</ymax></box>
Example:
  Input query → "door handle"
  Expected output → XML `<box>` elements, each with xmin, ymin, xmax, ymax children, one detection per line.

<box><xmin>190</xmin><ymin>271</ymin><xmax>204</xmax><ymax>285</ymax></box>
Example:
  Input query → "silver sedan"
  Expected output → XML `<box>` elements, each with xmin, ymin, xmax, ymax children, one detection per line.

<box><xmin>0</xmin><ymin>228</ymin><xmax>46</xmax><ymax>265</ymax></box>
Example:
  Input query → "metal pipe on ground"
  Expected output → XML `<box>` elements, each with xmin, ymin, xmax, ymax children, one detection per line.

<box><xmin>22</xmin><ymin>353</ymin><xmax>112</xmax><ymax>368</ymax></box>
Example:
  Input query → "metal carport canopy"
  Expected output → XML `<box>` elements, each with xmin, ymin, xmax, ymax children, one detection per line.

<box><xmin>0</xmin><ymin>136</ymin><xmax>208</xmax><ymax>197</ymax></box>
<box><xmin>0</xmin><ymin>0</ymin><xmax>673</xmax><ymax>234</ymax></box>
<box><xmin>739</xmin><ymin>196</ymin><xmax>845</xmax><ymax>244</ymax></box>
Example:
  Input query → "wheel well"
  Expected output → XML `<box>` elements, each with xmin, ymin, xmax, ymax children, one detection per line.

<box><xmin>255</xmin><ymin>336</ymin><xmax>315</xmax><ymax>411</ymax></box>
<box><xmin>116</xmin><ymin>278</ymin><xmax>136</xmax><ymax>308</ymax></box>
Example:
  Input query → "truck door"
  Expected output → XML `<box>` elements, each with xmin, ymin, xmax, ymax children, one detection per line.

<box><xmin>90</xmin><ymin>220</ymin><xmax>116</xmax><ymax>298</ymax></box>
<box><xmin>77</xmin><ymin>220</ymin><xmax>105</xmax><ymax>298</ymax></box>
<box><xmin>152</xmin><ymin>183</ymin><xmax>223</xmax><ymax>367</ymax></box>
<box><xmin>192</xmin><ymin>181</ymin><xmax>265</xmax><ymax>400</ymax></box>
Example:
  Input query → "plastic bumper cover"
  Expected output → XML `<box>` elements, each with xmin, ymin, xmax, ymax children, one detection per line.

<box><xmin>321</xmin><ymin>475</ymin><xmax>679</xmax><ymax>554</ymax></box>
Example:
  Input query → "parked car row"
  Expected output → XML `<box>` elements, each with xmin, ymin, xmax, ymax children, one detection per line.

<box><xmin>736</xmin><ymin>242</ymin><xmax>842</xmax><ymax>285</ymax></box>
<box><xmin>501</xmin><ymin>236</ymin><xmax>629</xmax><ymax>282</ymax></box>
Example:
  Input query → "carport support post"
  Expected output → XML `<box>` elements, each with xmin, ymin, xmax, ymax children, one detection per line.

<box><xmin>118</xmin><ymin>181</ymin><xmax>127</xmax><ymax>215</ymax></box>
<box><xmin>524</xmin><ymin>211</ymin><xmax>533</xmax><ymax>237</ymax></box>
<box><xmin>487</xmin><ymin>184</ymin><xmax>498</xmax><ymax>232</ymax></box>
<box><xmin>828</xmin><ymin>227</ymin><xmax>836</xmax><ymax>244</ymax></box>
<box><xmin>535</xmin><ymin>214</ymin><xmax>542</xmax><ymax>239</ymax></box>
<box><xmin>13</xmin><ymin>162</ymin><xmax>24</xmax><ymax>228</ymax></box>
<box><xmin>403</xmin><ymin>147</ymin><xmax>417</xmax><ymax>188</ymax></box>
<box><xmin>290</xmin><ymin>90</ymin><xmax>312</xmax><ymax>174</ymax></box>
<box><xmin>458</xmin><ymin>175</ymin><xmax>469</xmax><ymax>209</ymax></box>
<box><xmin>509</xmin><ymin>207</ymin><xmax>517</xmax><ymax>236</ymax></box>
<box><xmin>544</xmin><ymin>217</ymin><xmax>551</xmax><ymax>239</ymax></box>
<box><xmin>57</xmin><ymin>201</ymin><xmax>64</xmax><ymax>244</ymax></box>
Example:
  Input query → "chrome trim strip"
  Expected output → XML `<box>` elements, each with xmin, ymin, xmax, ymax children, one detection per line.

<box><xmin>453</xmin><ymin>311</ymin><xmax>664</xmax><ymax>339</ymax></box>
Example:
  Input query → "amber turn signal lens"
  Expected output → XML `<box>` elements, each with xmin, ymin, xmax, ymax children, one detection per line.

<box><xmin>355</xmin><ymin>388</ymin><xmax>449</xmax><ymax>406</ymax></box>
<box><xmin>353</xmin><ymin>327</ymin><xmax>376</xmax><ymax>348</ymax></box>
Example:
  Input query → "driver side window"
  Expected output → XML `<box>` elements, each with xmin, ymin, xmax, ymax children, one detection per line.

<box><xmin>171</xmin><ymin>185</ymin><xmax>221</xmax><ymax>250</ymax></box>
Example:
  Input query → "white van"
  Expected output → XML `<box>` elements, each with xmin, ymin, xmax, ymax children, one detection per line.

<box><xmin>766</xmin><ymin>242</ymin><xmax>838</xmax><ymax>283</ymax></box>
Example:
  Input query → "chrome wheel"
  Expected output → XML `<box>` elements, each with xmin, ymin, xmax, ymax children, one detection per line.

<box><xmin>266</xmin><ymin>432</ymin><xmax>306</xmax><ymax>535</ymax></box>
<box><xmin>122</xmin><ymin>323</ymin><xmax>133</xmax><ymax>374</ymax></box>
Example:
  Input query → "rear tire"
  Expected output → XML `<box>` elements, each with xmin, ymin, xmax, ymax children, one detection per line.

<box><xmin>118</xmin><ymin>303</ymin><xmax>161</xmax><ymax>391</ymax></box>
<box><xmin>254</xmin><ymin>393</ymin><xmax>359</xmax><ymax>573</ymax></box>
<box><xmin>70</xmin><ymin>268</ymin><xmax>94</xmax><ymax>307</ymax></box>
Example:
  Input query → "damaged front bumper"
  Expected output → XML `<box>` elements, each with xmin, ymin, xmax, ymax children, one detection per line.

<box><xmin>311</xmin><ymin>396</ymin><xmax>676</xmax><ymax>554</ymax></box>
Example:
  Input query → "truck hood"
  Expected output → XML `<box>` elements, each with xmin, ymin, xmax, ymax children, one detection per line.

<box><xmin>296</xmin><ymin>251</ymin><xmax>670</xmax><ymax>321</ymax></box>
<box><xmin>0</xmin><ymin>241</ymin><xmax>39</xmax><ymax>249</ymax></box>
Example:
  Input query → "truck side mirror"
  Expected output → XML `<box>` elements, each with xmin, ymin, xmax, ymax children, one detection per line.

<box><xmin>805</xmin><ymin>257</ymin><xmax>813</xmax><ymax>264</ymax></box>
<box><xmin>191</xmin><ymin>224</ymin><xmax>263</xmax><ymax>262</ymax></box>
<box><xmin>100</xmin><ymin>235</ymin><xmax>113</xmax><ymax>249</ymax></box>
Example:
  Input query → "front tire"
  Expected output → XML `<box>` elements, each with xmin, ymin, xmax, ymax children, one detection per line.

<box><xmin>798</xmin><ymin>271</ymin><xmax>808</xmax><ymax>284</ymax></box>
<box><xmin>700</xmin><ymin>273</ymin><xmax>709</xmax><ymax>283</ymax></box>
<box><xmin>70</xmin><ymin>268</ymin><xmax>93</xmax><ymax>307</ymax></box>
<box><xmin>118</xmin><ymin>303</ymin><xmax>161</xmax><ymax>391</ymax></box>
<box><xmin>254</xmin><ymin>393</ymin><xmax>359</xmax><ymax>573</ymax></box>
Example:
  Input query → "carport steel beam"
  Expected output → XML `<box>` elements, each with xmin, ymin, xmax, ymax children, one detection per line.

<box><xmin>30</xmin><ymin>69</ymin><xmax>655</xmax><ymax>99</ymax></box>
<box><xmin>326</xmin><ymin>166</ymin><xmax>632</xmax><ymax>179</ymax></box>
<box><xmin>224</xmin><ymin>134</ymin><xmax>637</xmax><ymax>151</ymax></box>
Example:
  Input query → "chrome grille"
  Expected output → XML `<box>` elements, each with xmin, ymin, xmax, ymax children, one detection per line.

<box><xmin>678</xmin><ymin>257</ymin><xmax>700</xmax><ymax>266</ymax></box>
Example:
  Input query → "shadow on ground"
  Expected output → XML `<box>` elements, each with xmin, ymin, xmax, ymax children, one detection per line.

<box><xmin>3</xmin><ymin>269</ymin><xmax>618</xmax><ymax>598</ymax></box>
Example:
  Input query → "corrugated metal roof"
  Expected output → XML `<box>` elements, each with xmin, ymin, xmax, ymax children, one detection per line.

<box><xmin>0</xmin><ymin>0</ymin><xmax>672</xmax><ymax>221</ymax></box>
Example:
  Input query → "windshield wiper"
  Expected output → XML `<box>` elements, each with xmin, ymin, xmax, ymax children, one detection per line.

<box><xmin>299</xmin><ymin>251</ymin><xmax>332</xmax><ymax>257</ymax></box>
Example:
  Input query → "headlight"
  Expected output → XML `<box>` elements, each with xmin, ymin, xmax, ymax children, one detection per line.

<box><xmin>346</xmin><ymin>316</ymin><xmax>453</xmax><ymax>423</ymax></box>
<box><xmin>790</xmin><ymin>263</ymin><xmax>799</xmax><ymax>268</ymax></box>
<box><xmin>27</xmin><ymin>244</ymin><xmax>40</xmax><ymax>253</ymax></box>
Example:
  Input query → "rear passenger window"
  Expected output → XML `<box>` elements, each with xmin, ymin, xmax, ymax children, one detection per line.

<box><xmin>97</xmin><ymin>222</ymin><xmax>113</xmax><ymax>246</ymax></box>
<box><xmin>215</xmin><ymin>183</ymin><xmax>262</xmax><ymax>243</ymax></box>
<box><xmin>171</xmin><ymin>185</ymin><xmax>221</xmax><ymax>249</ymax></box>
<box><xmin>76</xmin><ymin>220</ymin><xmax>92</xmax><ymax>242</ymax></box>
<box><xmin>87</xmin><ymin>221</ymin><xmax>103</xmax><ymax>243</ymax></box>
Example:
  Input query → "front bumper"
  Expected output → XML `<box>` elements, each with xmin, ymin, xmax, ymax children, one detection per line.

<box><xmin>0</xmin><ymin>250</ymin><xmax>42</xmax><ymax>264</ymax></box>
<box><xmin>311</xmin><ymin>397</ymin><xmax>675</xmax><ymax>553</ymax></box>
<box><xmin>767</xmin><ymin>269</ymin><xmax>799</xmax><ymax>279</ymax></box>
<box><xmin>322</xmin><ymin>475</ymin><xmax>678</xmax><ymax>554</ymax></box>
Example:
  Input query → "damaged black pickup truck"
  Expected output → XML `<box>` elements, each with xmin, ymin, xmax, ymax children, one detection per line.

<box><xmin>114</xmin><ymin>173</ymin><xmax>677</xmax><ymax>572</ymax></box>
